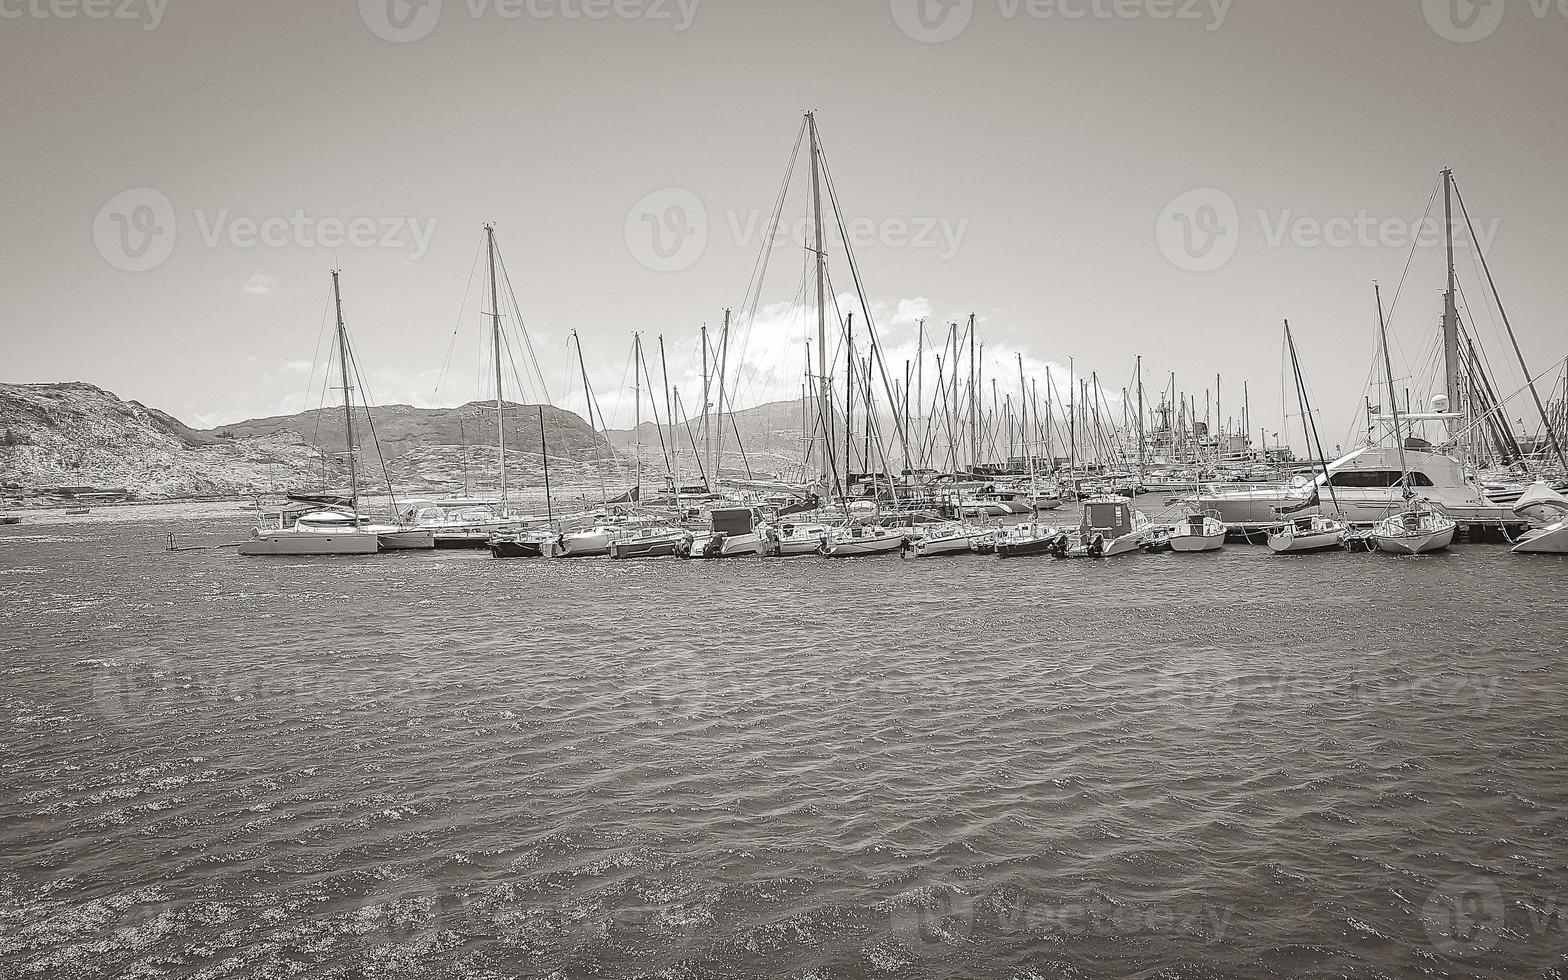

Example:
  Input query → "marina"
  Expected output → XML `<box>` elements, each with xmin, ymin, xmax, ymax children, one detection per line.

<box><xmin>5</xmin><ymin>4</ymin><xmax>1568</xmax><ymax>978</ymax></box>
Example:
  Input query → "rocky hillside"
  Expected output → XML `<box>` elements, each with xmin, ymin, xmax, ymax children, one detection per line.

<box><xmin>602</xmin><ymin>398</ymin><xmax>809</xmax><ymax>478</ymax></box>
<box><xmin>0</xmin><ymin>383</ymin><xmax>618</xmax><ymax>500</ymax></box>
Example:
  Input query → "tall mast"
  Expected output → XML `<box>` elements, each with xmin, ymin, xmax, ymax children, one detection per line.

<box><xmin>1018</xmin><ymin>353</ymin><xmax>1036</xmax><ymax>504</ymax></box>
<box><xmin>845</xmin><ymin>312</ymin><xmax>855</xmax><ymax>492</ymax></box>
<box><xmin>1136</xmin><ymin>354</ymin><xmax>1145</xmax><ymax>476</ymax></box>
<box><xmin>330</xmin><ymin>269</ymin><xmax>360</xmax><ymax>519</ymax></box>
<box><xmin>1376</xmin><ymin>283</ymin><xmax>1412</xmax><ymax>496</ymax></box>
<box><xmin>1068</xmin><ymin>357</ymin><xmax>1076</xmax><ymax>473</ymax></box>
<box><xmin>633</xmin><ymin>333</ymin><xmax>643</xmax><ymax>504</ymax></box>
<box><xmin>486</xmin><ymin>223</ymin><xmax>507</xmax><ymax>506</ymax></box>
<box><xmin>1442</xmin><ymin>168</ymin><xmax>1461</xmax><ymax>425</ymax></box>
<box><xmin>968</xmin><ymin>314</ymin><xmax>978</xmax><ymax>470</ymax></box>
<box><xmin>715</xmin><ymin>308</ymin><xmax>731</xmax><ymax>482</ymax></box>
<box><xmin>1285</xmin><ymin>320</ymin><xmax>1340</xmax><ymax>516</ymax></box>
<box><xmin>915</xmin><ymin>319</ymin><xmax>925</xmax><ymax>467</ymax></box>
<box><xmin>538</xmin><ymin>407</ymin><xmax>553</xmax><ymax>525</ymax></box>
<box><xmin>699</xmin><ymin>321</ymin><xmax>710</xmax><ymax>489</ymax></box>
<box><xmin>659</xmin><ymin>334</ymin><xmax>679</xmax><ymax>510</ymax></box>
<box><xmin>808</xmin><ymin>110</ymin><xmax>832</xmax><ymax>490</ymax></box>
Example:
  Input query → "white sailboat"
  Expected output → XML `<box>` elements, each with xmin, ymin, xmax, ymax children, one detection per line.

<box><xmin>1369</xmin><ymin>283</ymin><xmax>1456</xmax><ymax>556</ymax></box>
<box><xmin>1166</xmin><ymin>512</ymin><xmax>1226</xmax><ymax>552</ymax></box>
<box><xmin>239</xmin><ymin>271</ymin><xmax>383</xmax><ymax>557</ymax></box>
<box><xmin>763</xmin><ymin>520</ymin><xmax>832</xmax><ymax>556</ymax></box>
<box><xmin>819</xmin><ymin>522</ymin><xmax>907</xmax><ymax>557</ymax></box>
<box><xmin>1268</xmin><ymin>320</ymin><xmax>1348</xmax><ymax>554</ymax></box>
<box><xmin>902</xmin><ymin>521</ymin><xmax>992</xmax><ymax>557</ymax></box>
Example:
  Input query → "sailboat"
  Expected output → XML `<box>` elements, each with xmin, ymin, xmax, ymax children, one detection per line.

<box><xmin>902</xmin><ymin>521</ymin><xmax>993</xmax><ymax>557</ymax></box>
<box><xmin>819</xmin><ymin>521</ymin><xmax>907</xmax><ymax>556</ymax></box>
<box><xmin>239</xmin><ymin>271</ymin><xmax>384</xmax><ymax>557</ymax></box>
<box><xmin>1267</xmin><ymin>320</ymin><xmax>1347</xmax><ymax>554</ymax></box>
<box><xmin>490</xmin><ymin>407</ymin><xmax>564</xmax><ymax>559</ymax></box>
<box><xmin>1166</xmin><ymin>511</ymin><xmax>1226</xmax><ymax>552</ymax></box>
<box><xmin>1368</xmin><ymin>284</ymin><xmax>1457</xmax><ymax>555</ymax></box>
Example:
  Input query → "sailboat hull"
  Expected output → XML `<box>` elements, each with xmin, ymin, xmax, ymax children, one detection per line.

<box><xmin>237</xmin><ymin>531</ymin><xmax>380</xmax><ymax>556</ymax></box>
<box><xmin>1373</xmin><ymin>525</ymin><xmax>1456</xmax><ymax>554</ymax></box>
<box><xmin>376</xmin><ymin>529</ymin><xmax>436</xmax><ymax>550</ymax></box>
<box><xmin>1168</xmin><ymin>532</ymin><xmax>1225</xmax><ymax>552</ymax></box>
<box><xmin>1268</xmin><ymin>529</ymin><xmax>1344</xmax><ymax>553</ymax></box>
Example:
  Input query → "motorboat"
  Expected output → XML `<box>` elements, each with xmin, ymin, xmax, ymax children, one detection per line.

<box><xmin>1267</xmin><ymin>514</ymin><xmax>1347</xmax><ymax>554</ymax></box>
<box><xmin>903</xmin><ymin>522</ymin><xmax>991</xmax><ymax>557</ymax></box>
<box><xmin>1372</xmin><ymin>502</ymin><xmax>1457</xmax><ymax>555</ymax></box>
<box><xmin>683</xmin><ymin>507</ymin><xmax>766</xmax><ymax>558</ymax></box>
<box><xmin>1188</xmin><ymin>446</ymin><xmax>1515</xmax><ymax>526</ymax></box>
<box><xmin>554</xmin><ymin>524</ymin><xmax>618</xmax><ymax>558</ymax></box>
<box><xmin>1058</xmin><ymin>495</ymin><xmax>1152</xmax><ymax>558</ymax></box>
<box><xmin>763</xmin><ymin>521</ymin><xmax>832</xmax><ymax>556</ymax></box>
<box><xmin>608</xmin><ymin>525</ymin><xmax>693</xmax><ymax>559</ymax></box>
<box><xmin>489</xmin><ymin>529</ymin><xmax>560</xmax><ymax>559</ymax></box>
<box><xmin>994</xmin><ymin>521</ymin><xmax>1069</xmax><ymax>558</ymax></box>
<box><xmin>819</xmin><ymin>523</ymin><xmax>907</xmax><ymax>557</ymax></box>
<box><xmin>1510</xmin><ymin>482</ymin><xmax>1568</xmax><ymax>554</ymax></box>
<box><xmin>399</xmin><ymin>498</ymin><xmax>543</xmax><ymax>549</ymax></box>
<box><xmin>1166</xmin><ymin>512</ymin><xmax>1226</xmax><ymax>553</ymax></box>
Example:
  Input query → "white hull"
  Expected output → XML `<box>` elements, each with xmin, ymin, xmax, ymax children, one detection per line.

<box><xmin>1101</xmin><ymin>534</ymin><xmax>1144</xmax><ymax>557</ymax></box>
<box><xmin>374</xmin><ymin>529</ymin><xmax>436</xmax><ymax>550</ymax></box>
<box><xmin>823</xmin><ymin>536</ymin><xmax>905</xmax><ymax>557</ymax></box>
<box><xmin>557</xmin><ymin>530</ymin><xmax>612</xmax><ymax>557</ymax></box>
<box><xmin>1373</xmin><ymin>524</ymin><xmax>1456</xmax><ymax>555</ymax></box>
<box><xmin>1168</xmin><ymin>532</ymin><xmax>1224</xmax><ymax>552</ymax></box>
<box><xmin>237</xmin><ymin>530</ymin><xmax>379</xmax><ymax>556</ymax></box>
<box><xmin>1511</xmin><ymin>521</ymin><xmax>1568</xmax><ymax>554</ymax></box>
<box><xmin>906</xmin><ymin>534</ymin><xmax>978</xmax><ymax>557</ymax></box>
<box><xmin>1268</xmin><ymin>529</ymin><xmax>1344</xmax><ymax>553</ymax></box>
<box><xmin>686</xmin><ymin>532</ymin><xmax>764</xmax><ymax>558</ymax></box>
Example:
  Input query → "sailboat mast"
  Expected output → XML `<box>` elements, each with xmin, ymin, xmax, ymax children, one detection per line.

<box><xmin>538</xmin><ymin>407</ymin><xmax>553</xmax><ymax>525</ymax></box>
<box><xmin>1375</xmin><ymin>283</ymin><xmax>1412</xmax><ymax>494</ymax></box>
<box><xmin>715</xmin><ymin>308</ymin><xmax>730</xmax><ymax>482</ymax></box>
<box><xmin>1442</xmin><ymin>168</ymin><xmax>1461</xmax><ymax>425</ymax></box>
<box><xmin>659</xmin><ymin>335</ymin><xmax>679</xmax><ymax>510</ymax></box>
<box><xmin>1136</xmin><ymin>355</ymin><xmax>1145</xmax><ymax>477</ymax></box>
<box><xmin>699</xmin><ymin>321</ymin><xmax>710</xmax><ymax>489</ymax></box>
<box><xmin>486</xmin><ymin>223</ymin><xmax>506</xmax><ymax>506</ymax></box>
<box><xmin>1018</xmin><ymin>353</ymin><xmax>1036</xmax><ymax>504</ymax></box>
<box><xmin>633</xmin><ymin>333</ymin><xmax>642</xmax><ymax>504</ymax></box>
<box><xmin>1285</xmin><ymin>320</ymin><xmax>1340</xmax><ymax>515</ymax></box>
<box><xmin>968</xmin><ymin>314</ymin><xmax>978</xmax><ymax>470</ymax></box>
<box><xmin>808</xmin><ymin>111</ymin><xmax>832</xmax><ymax>492</ymax></box>
<box><xmin>330</xmin><ymin>269</ymin><xmax>360</xmax><ymax>519</ymax></box>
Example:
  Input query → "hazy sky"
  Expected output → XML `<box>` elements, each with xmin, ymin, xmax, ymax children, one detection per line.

<box><xmin>3</xmin><ymin>0</ymin><xmax>1565</xmax><ymax>455</ymax></box>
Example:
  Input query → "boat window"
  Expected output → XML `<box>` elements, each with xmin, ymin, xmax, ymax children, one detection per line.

<box><xmin>1328</xmin><ymin>470</ymin><xmax>1434</xmax><ymax>488</ymax></box>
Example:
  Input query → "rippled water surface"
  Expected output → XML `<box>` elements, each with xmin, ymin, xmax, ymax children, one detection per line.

<box><xmin>2</xmin><ymin>512</ymin><xmax>1566</xmax><ymax>979</ymax></box>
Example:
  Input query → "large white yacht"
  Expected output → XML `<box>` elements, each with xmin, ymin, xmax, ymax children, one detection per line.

<box><xmin>1187</xmin><ymin>444</ymin><xmax>1514</xmax><ymax>525</ymax></box>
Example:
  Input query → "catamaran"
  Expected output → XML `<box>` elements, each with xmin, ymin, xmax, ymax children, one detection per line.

<box><xmin>239</xmin><ymin>271</ymin><xmax>394</xmax><ymax>557</ymax></box>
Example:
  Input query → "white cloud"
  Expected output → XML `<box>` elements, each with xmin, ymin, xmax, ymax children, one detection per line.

<box><xmin>244</xmin><ymin>272</ymin><xmax>277</xmax><ymax>296</ymax></box>
<box><xmin>282</xmin><ymin>359</ymin><xmax>313</xmax><ymax>374</ymax></box>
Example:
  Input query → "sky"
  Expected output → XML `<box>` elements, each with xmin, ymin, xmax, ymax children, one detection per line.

<box><xmin>2</xmin><ymin>0</ymin><xmax>1566</xmax><ymax>457</ymax></box>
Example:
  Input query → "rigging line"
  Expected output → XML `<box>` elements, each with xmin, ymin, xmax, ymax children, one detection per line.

<box><xmin>432</xmin><ymin>235</ymin><xmax>485</xmax><ymax>403</ymax></box>
<box><xmin>344</xmin><ymin>333</ymin><xmax>401</xmax><ymax>516</ymax></box>
<box><xmin>493</xmin><ymin>242</ymin><xmax>553</xmax><ymax>404</ymax></box>
<box><xmin>730</xmin><ymin>117</ymin><xmax>808</xmax><ymax>395</ymax></box>
<box><xmin>304</xmin><ymin>283</ymin><xmax>335</xmax><ymax>462</ymax></box>
<box><xmin>1381</xmin><ymin>178</ymin><xmax>1441</xmax><ymax>334</ymax></box>
<box><xmin>815</xmin><ymin>136</ymin><xmax>912</xmax><ymax>463</ymax></box>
